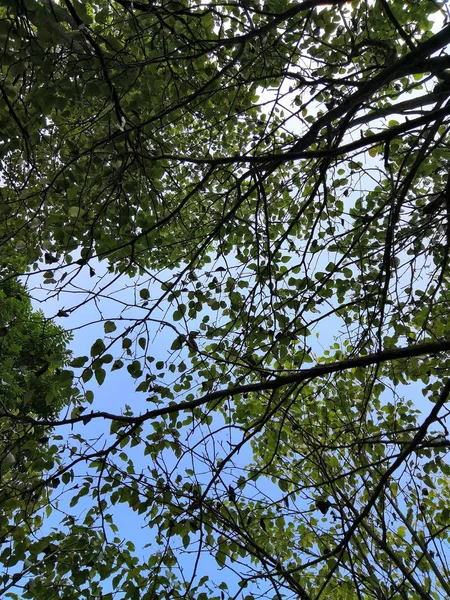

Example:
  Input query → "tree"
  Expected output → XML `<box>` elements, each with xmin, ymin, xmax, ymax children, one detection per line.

<box><xmin>0</xmin><ymin>278</ymin><xmax>79</xmax><ymax>597</ymax></box>
<box><xmin>1</xmin><ymin>0</ymin><xmax>450</xmax><ymax>598</ymax></box>
<box><xmin>0</xmin><ymin>277</ymin><xmax>75</xmax><ymax>417</ymax></box>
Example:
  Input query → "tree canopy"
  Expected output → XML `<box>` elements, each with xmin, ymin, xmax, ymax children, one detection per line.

<box><xmin>0</xmin><ymin>277</ymin><xmax>76</xmax><ymax>598</ymax></box>
<box><xmin>2</xmin><ymin>0</ymin><xmax>450</xmax><ymax>598</ymax></box>
<box><xmin>0</xmin><ymin>278</ymin><xmax>75</xmax><ymax>416</ymax></box>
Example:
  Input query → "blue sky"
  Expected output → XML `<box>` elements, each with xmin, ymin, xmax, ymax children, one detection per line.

<box><xmin>25</xmin><ymin>259</ymin><xmax>269</xmax><ymax>597</ymax></box>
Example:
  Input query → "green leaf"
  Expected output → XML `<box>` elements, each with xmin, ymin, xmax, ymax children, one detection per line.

<box><xmin>82</xmin><ymin>368</ymin><xmax>93</xmax><ymax>383</ymax></box>
<box><xmin>173</xmin><ymin>305</ymin><xmax>187</xmax><ymax>321</ymax></box>
<box><xmin>62</xmin><ymin>471</ymin><xmax>72</xmax><ymax>484</ymax></box>
<box><xmin>170</xmin><ymin>336</ymin><xmax>184</xmax><ymax>351</ymax></box>
<box><xmin>91</xmin><ymin>339</ymin><xmax>106</xmax><ymax>357</ymax></box>
<box><xmin>127</xmin><ymin>360</ymin><xmax>142</xmax><ymax>378</ymax></box>
<box><xmin>95</xmin><ymin>368</ymin><xmax>106</xmax><ymax>386</ymax></box>
<box><xmin>67</xmin><ymin>187</ymin><xmax>78</xmax><ymax>202</ymax></box>
<box><xmin>122</xmin><ymin>338</ymin><xmax>132</xmax><ymax>350</ymax></box>
<box><xmin>104</xmin><ymin>321</ymin><xmax>117</xmax><ymax>333</ymax></box>
<box><xmin>215</xmin><ymin>550</ymin><xmax>226</xmax><ymax>568</ymax></box>
<box><xmin>70</xmin><ymin>356</ymin><xmax>89</xmax><ymax>368</ymax></box>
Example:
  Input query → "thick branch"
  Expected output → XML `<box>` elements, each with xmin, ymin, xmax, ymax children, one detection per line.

<box><xmin>3</xmin><ymin>338</ymin><xmax>450</xmax><ymax>428</ymax></box>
